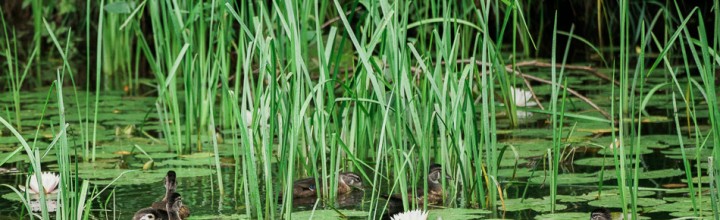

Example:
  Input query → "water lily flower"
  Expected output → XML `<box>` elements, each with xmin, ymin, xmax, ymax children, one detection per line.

<box><xmin>510</xmin><ymin>86</ymin><xmax>537</xmax><ymax>107</ymax></box>
<box><xmin>20</xmin><ymin>172</ymin><xmax>60</xmax><ymax>195</ymax></box>
<box><xmin>391</xmin><ymin>209</ymin><xmax>428</xmax><ymax>220</ymax></box>
<box><xmin>509</xmin><ymin>86</ymin><xmax>537</xmax><ymax>118</ymax></box>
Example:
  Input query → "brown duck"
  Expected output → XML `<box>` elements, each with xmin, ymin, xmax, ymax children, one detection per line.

<box><xmin>590</xmin><ymin>208</ymin><xmax>611</xmax><ymax>220</ymax></box>
<box><xmin>291</xmin><ymin>172</ymin><xmax>363</xmax><ymax>198</ymax></box>
<box><xmin>389</xmin><ymin>164</ymin><xmax>450</xmax><ymax>205</ymax></box>
<box><xmin>133</xmin><ymin>171</ymin><xmax>190</xmax><ymax>220</ymax></box>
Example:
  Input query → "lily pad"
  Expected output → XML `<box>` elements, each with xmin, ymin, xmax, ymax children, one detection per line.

<box><xmin>500</xmin><ymin>198</ymin><xmax>568</xmax><ymax>212</ymax></box>
<box><xmin>588</xmin><ymin>197</ymin><xmax>665</xmax><ymax>208</ymax></box>
<box><xmin>187</xmin><ymin>214</ymin><xmax>250</xmax><ymax>219</ymax></box>
<box><xmin>597</xmin><ymin>147</ymin><xmax>653</xmax><ymax>155</ymax></box>
<box><xmin>497</xmin><ymin>168</ymin><xmax>537</xmax><ymax>178</ymax></box>
<box><xmin>529</xmin><ymin>172</ymin><xmax>612</xmax><ymax>185</ymax></box>
<box><xmin>635</xmin><ymin>169</ymin><xmax>684</xmax><ymax>179</ymax></box>
<box><xmin>512</xmin><ymin>129</ymin><xmax>553</xmax><ymax>138</ymax></box>
<box><xmin>290</xmin><ymin>209</ymin><xmax>367</xmax><ymax>219</ymax></box>
<box><xmin>135</xmin><ymin>152</ymin><xmax>178</xmax><ymax>160</ymax></box>
<box><xmin>534</xmin><ymin>212</ymin><xmax>588</xmax><ymax>220</ymax></box>
<box><xmin>428</xmin><ymin>208</ymin><xmax>490</xmax><ymax>219</ymax></box>
<box><xmin>574</xmin><ymin>157</ymin><xmax>636</xmax><ymax>167</ymax></box>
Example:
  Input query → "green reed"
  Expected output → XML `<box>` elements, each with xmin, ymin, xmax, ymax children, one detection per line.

<box><xmin>4</xmin><ymin>0</ymin><xmax>720</xmax><ymax>219</ymax></box>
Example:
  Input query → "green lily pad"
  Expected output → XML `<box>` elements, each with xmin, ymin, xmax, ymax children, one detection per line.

<box><xmin>597</xmin><ymin>147</ymin><xmax>653</xmax><ymax>155</ymax></box>
<box><xmin>180</xmin><ymin>152</ymin><xmax>214</xmax><ymax>159</ymax></box>
<box><xmin>428</xmin><ymin>208</ymin><xmax>490</xmax><ymax>219</ymax></box>
<box><xmin>156</xmin><ymin>158</ymin><xmax>216</xmax><ymax>166</ymax></box>
<box><xmin>534</xmin><ymin>212</ymin><xmax>588</xmax><ymax>220</ymax></box>
<box><xmin>669</xmin><ymin>211</ymin><xmax>712</xmax><ymax>219</ymax></box>
<box><xmin>681</xmin><ymin>176</ymin><xmax>711</xmax><ymax>184</ymax></box>
<box><xmin>588</xmin><ymin>197</ymin><xmax>665</xmax><ymax>208</ymax></box>
<box><xmin>500</xmin><ymin>198</ymin><xmax>568</xmax><ymax>212</ymax></box>
<box><xmin>574</xmin><ymin>157</ymin><xmax>636</xmax><ymax>167</ymax></box>
<box><xmin>85</xmin><ymin>168</ymin><xmax>213</xmax><ymax>185</ymax></box>
<box><xmin>187</xmin><ymin>214</ymin><xmax>250</xmax><ymax>219</ymax></box>
<box><xmin>497</xmin><ymin>168</ymin><xmax>537</xmax><ymax>178</ymax></box>
<box><xmin>2</xmin><ymin>191</ymin><xmax>60</xmax><ymax>202</ymax></box>
<box><xmin>549</xmin><ymin>194</ymin><xmax>594</xmax><ymax>203</ymax></box>
<box><xmin>584</xmin><ymin>189</ymin><xmax>656</xmax><ymax>198</ymax></box>
<box><xmin>512</xmin><ymin>129</ymin><xmax>553</xmax><ymax>138</ymax></box>
<box><xmin>135</xmin><ymin>152</ymin><xmax>178</xmax><ymax>160</ymax></box>
<box><xmin>635</xmin><ymin>169</ymin><xmax>684</xmax><ymax>179</ymax></box>
<box><xmin>651</xmin><ymin>196</ymin><xmax>712</xmax><ymax>213</ymax></box>
<box><xmin>529</xmin><ymin>172</ymin><xmax>612</xmax><ymax>185</ymax></box>
<box><xmin>662</xmin><ymin>147</ymin><xmax>712</xmax><ymax>160</ymax></box>
<box><xmin>621</xmin><ymin>115</ymin><xmax>671</xmax><ymax>123</ymax></box>
<box><xmin>290</xmin><ymin>209</ymin><xmax>367</xmax><ymax>219</ymax></box>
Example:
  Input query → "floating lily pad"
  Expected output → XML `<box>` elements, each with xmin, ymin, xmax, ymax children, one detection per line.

<box><xmin>2</xmin><ymin>191</ymin><xmax>59</xmax><ymax>202</ymax></box>
<box><xmin>529</xmin><ymin>172</ymin><xmax>612</xmax><ymax>185</ymax></box>
<box><xmin>550</xmin><ymin>194</ymin><xmax>594</xmax><ymax>203</ymax></box>
<box><xmin>588</xmin><ymin>197</ymin><xmax>665</xmax><ymax>208</ymax></box>
<box><xmin>576</xmin><ymin>122</ymin><xmax>614</xmax><ymax>134</ymax></box>
<box><xmin>290</xmin><ymin>209</ymin><xmax>367</xmax><ymax>219</ymax></box>
<box><xmin>428</xmin><ymin>208</ymin><xmax>490</xmax><ymax>219</ymax></box>
<box><xmin>651</xmin><ymin>196</ymin><xmax>712</xmax><ymax>213</ymax></box>
<box><xmin>635</xmin><ymin>169</ymin><xmax>684</xmax><ymax>179</ymax></box>
<box><xmin>156</xmin><ymin>158</ymin><xmax>216</xmax><ymax>166</ymax></box>
<box><xmin>180</xmin><ymin>152</ymin><xmax>214</xmax><ymax>159</ymax></box>
<box><xmin>584</xmin><ymin>189</ymin><xmax>656</xmax><ymax>198</ymax></box>
<box><xmin>681</xmin><ymin>176</ymin><xmax>711</xmax><ymax>184</ymax></box>
<box><xmin>512</xmin><ymin>129</ymin><xmax>553</xmax><ymax>138</ymax></box>
<box><xmin>497</xmin><ymin>168</ymin><xmax>537</xmax><ymax>178</ymax></box>
<box><xmin>662</xmin><ymin>147</ymin><xmax>712</xmax><ymax>160</ymax></box>
<box><xmin>500</xmin><ymin>198</ymin><xmax>567</xmax><ymax>212</ymax></box>
<box><xmin>135</xmin><ymin>152</ymin><xmax>177</xmax><ymax>160</ymax></box>
<box><xmin>668</xmin><ymin>211</ymin><xmax>713</xmax><ymax>219</ymax></box>
<box><xmin>574</xmin><ymin>157</ymin><xmax>636</xmax><ymax>167</ymax></box>
<box><xmin>534</xmin><ymin>212</ymin><xmax>588</xmax><ymax>220</ymax></box>
<box><xmin>86</xmin><ymin>168</ymin><xmax>213</xmax><ymax>185</ymax></box>
<box><xmin>187</xmin><ymin>214</ymin><xmax>250</xmax><ymax>219</ymax></box>
<box><xmin>597</xmin><ymin>147</ymin><xmax>653</xmax><ymax>155</ymax></box>
<box><xmin>498</xmin><ymin>158</ymin><xmax>528</xmax><ymax>167</ymax></box>
<box><xmin>621</xmin><ymin>115</ymin><xmax>671</xmax><ymax>123</ymax></box>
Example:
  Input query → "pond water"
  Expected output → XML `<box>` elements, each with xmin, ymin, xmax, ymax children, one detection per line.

<box><xmin>0</xmin><ymin>69</ymin><xmax>716</xmax><ymax>219</ymax></box>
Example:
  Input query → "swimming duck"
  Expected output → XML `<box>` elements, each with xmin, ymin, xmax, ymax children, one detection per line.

<box><xmin>590</xmin><ymin>208</ymin><xmax>611</xmax><ymax>220</ymax></box>
<box><xmin>133</xmin><ymin>193</ymin><xmax>184</xmax><ymax>220</ymax></box>
<box><xmin>291</xmin><ymin>172</ymin><xmax>363</xmax><ymax>198</ymax></box>
<box><xmin>389</xmin><ymin>164</ymin><xmax>451</xmax><ymax>205</ymax></box>
<box><xmin>133</xmin><ymin>171</ymin><xmax>190</xmax><ymax>220</ymax></box>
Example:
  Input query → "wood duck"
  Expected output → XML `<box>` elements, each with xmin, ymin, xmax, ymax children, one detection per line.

<box><xmin>590</xmin><ymin>208</ymin><xmax>611</xmax><ymax>220</ymax></box>
<box><xmin>133</xmin><ymin>171</ymin><xmax>190</xmax><ymax>220</ymax></box>
<box><xmin>291</xmin><ymin>172</ymin><xmax>363</xmax><ymax>198</ymax></box>
<box><xmin>133</xmin><ymin>193</ymin><xmax>184</xmax><ymax>220</ymax></box>
<box><xmin>389</xmin><ymin>164</ymin><xmax>451</xmax><ymax>205</ymax></box>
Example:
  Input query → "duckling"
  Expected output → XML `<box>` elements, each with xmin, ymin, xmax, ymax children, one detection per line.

<box><xmin>133</xmin><ymin>171</ymin><xmax>190</xmax><ymax>220</ymax></box>
<box><xmin>590</xmin><ymin>208</ymin><xmax>611</xmax><ymax>220</ymax></box>
<box><xmin>154</xmin><ymin>171</ymin><xmax>190</xmax><ymax>218</ymax></box>
<box><xmin>133</xmin><ymin>192</ymin><xmax>184</xmax><ymax>220</ymax></box>
<box><xmin>291</xmin><ymin>172</ymin><xmax>363</xmax><ymax>198</ymax></box>
<box><xmin>389</xmin><ymin>164</ymin><xmax>451</xmax><ymax>205</ymax></box>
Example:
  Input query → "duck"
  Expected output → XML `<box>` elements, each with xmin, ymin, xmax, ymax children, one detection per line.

<box><xmin>133</xmin><ymin>193</ymin><xmax>184</xmax><ymax>220</ymax></box>
<box><xmin>133</xmin><ymin>171</ymin><xmax>190</xmax><ymax>220</ymax></box>
<box><xmin>389</xmin><ymin>164</ymin><xmax>451</xmax><ymax>205</ymax></box>
<box><xmin>291</xmin><ymin>172</ymin><xmax>363</xmax><ymax>198</ymax></box>
<box><xmin>590</xmin><ymin>208</ymin><xmax>611</xmax><ymax>220</ymax></box>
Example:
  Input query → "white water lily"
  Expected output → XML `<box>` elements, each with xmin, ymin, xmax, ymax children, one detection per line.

<box><xmin>510</xmin><ymin>86</ymin><xmax>537</xmax><ymax>107</ymax></box>
<box><xmin>509</xmin><ymin>86</ymin><xmax>537</xmax><ymax>118</ymax></box>
<box><xmin>391</xmin><ymin>209</ymin><xmax>428</xmax><ymax>220</ymax></box>
<box><xmin>20</xmin><ymin>172</ymin><xmax>60</xmax><ymax>195</ymax></box>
